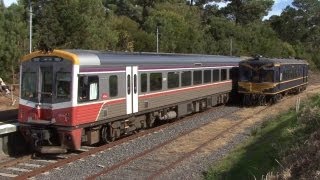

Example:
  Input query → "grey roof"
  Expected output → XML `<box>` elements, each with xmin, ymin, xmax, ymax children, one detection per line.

<box><xmin>66</xmin><ymin>50</ymin><xmax>241</xmax><ymax>66</ymax></box>
<box><xmin>241</xmin><ymin>57</ymin><xmax>308</xmax><ymax>65</ymax></box>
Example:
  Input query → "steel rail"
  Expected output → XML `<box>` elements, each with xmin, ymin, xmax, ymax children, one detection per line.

<box><xmin>14</xmin><ymin>106</ymin><xmax>228</xmax><ymax>180</ymax></box>
<box><xmin>86</xmin><ymin>85</ymin><xmax>320</xmax><ymax>179</ymax></box>
<box><xmin>86</xmin><ymin>107</ymin><xmax>268</xmax><ymax>180</ymax></box>
<box><xmin>12</xmin><ymin>85</ymin><xmax>320</xmax><ymax>179</ymax></box>
<box><xmin>0</xmin><ymin>155</ymin><xmax>32</xmax><ymax>169</ymax></box>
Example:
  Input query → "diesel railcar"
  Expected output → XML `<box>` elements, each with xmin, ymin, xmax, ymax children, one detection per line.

<box><xmin>18</xmin><ymin>49</ymin><xmax>240</xmax><ymax>153</ymax></box>
<box><xmin>238</xmin><ymin>57</ymin><xmax>308</xmax><ymax>106</ymax></box>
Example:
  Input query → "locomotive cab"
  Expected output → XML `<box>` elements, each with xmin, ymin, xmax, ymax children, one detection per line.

<box><xmin>238</xmin><ymin>57</ymin><xmax>308</xmax><ymax>106</ymax></box>
<box><xmin>239</xmin><ymin>60</ymin><xmax>276</xmax><ymax>93</ymax></box>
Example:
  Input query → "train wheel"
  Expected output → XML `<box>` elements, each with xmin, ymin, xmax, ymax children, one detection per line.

<box><xmin>101</xmin><ymin>126</ymin><xmax>115</xmax><ymax>144</ymax></box>
<box><xmin>243</xmin><ymin>94</ymin><xmax>251</xmax><ymax>106</ymax></box>
<box><xmin>146</xmin><ymin>113</ymin><xmax>156</xmax><ymax>128</ymax></box>
<box><xmin>258</xmin><ymin>95</ymin><xmax>267</xmax><ymax>106</ymax></box>
<box><xmin>272</xmin><ymin>94</ymin><xmax>282</xmax><ymax>104</ymax></box>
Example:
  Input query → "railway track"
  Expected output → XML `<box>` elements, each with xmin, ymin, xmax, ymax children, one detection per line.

<box><xmin>85</xmin><ymin>106</ymin><xmax>269</xmax><ymax>179</ymax></box>
<box><xmin>0</xmin><ymin>151</ymin><xmax>92</xmax><ymax>179</ymax></box>
<box><xmin>86</xmin><ymin>85</ymin><xmax>320</xmax><ymax>179</ymax></box>
<box><xmin>0</xmin><ymin>85</ymin><xmax>319</xmax><ymax>179</ymax></box>
<box><xmin>0</xmin><ymin>106</ymin><xmax>236</xmax><ymax>179</ymax></box>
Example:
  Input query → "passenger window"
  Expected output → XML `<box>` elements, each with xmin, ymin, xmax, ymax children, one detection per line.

<box><xmin>221</xmin><ymin>69</ymin><xmax>227</xmax><ymax>81</ymax></box>
<box><xmin>212</xmin><ymin>69</ymin><xmax>220</xmax><ymax>82</ymax></box>
<box><xmin>168</xmin><ymin>72</ymin><xmax>179</xmax><ymax>89</ymax></box>
<box><xmin>181</xmin><ymin>71</ymin><xmax>191</xmax><ymax>87</ymax></box>
<box><xmin>150</xmin><ymin>73</ymin><xmax>162</xmax><ymax>91</ymax></box>
<box><xmin>193</xmin><ymin>70</ymin><xmax>202</xmax><ymax>85</ymax></box>
<box><xmin>204</xmin><ymin>70</ymin><xmax>211</xmax><ymax>83</ymax></box>
<box><xmin>109</xmin><ymin>75</ymin><xmax>118</xmax><ymax>97</ymax></box>
<box><xmin>141</xmin><ymin>73</ymin><xmax>147</xmax><ymax>93</ymax></box>
<box><xmin>78</xmin><ymin>76</ymin><xmax>99</xmax><ymax>102</ymax></box>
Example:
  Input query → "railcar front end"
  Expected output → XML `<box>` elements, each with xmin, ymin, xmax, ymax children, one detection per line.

<box><xmin>19</xmin><ymin>50</ymin><xmax>80</xmax><ymax>153</ymax></box>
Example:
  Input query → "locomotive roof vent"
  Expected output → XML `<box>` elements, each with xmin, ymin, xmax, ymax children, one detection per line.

<box><xmin>253</xmin><ymin>54</ymin><xmax>263</xmax><ymax>60</ymax></box>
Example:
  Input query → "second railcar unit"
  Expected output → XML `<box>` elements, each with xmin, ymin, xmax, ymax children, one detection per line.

<box><xmin>18</xmin><ymin>49</ymin><xmax>240</xmax><ymax>153</ymax></box>
<box><xmin>238</xmin><ymin>57</ymin><xmax>308</xmax><ymax>105</ymax></box>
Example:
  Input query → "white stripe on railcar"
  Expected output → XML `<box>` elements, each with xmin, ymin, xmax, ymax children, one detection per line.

<box><xmin>139</xmin><ymin>66</ymin><xmax>237</xmax><ymax>72</ymax></box>
<box><xmin>79</xmin><ymin>71</ymin><xmax>125</xmax><ymax>74</ymax></box>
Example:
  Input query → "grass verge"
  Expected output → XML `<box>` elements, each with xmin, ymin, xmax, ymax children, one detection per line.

<box><xmin>205</xmin><ymin>94</ymin><xmax>320</xmax><ymax>180</ymax></box>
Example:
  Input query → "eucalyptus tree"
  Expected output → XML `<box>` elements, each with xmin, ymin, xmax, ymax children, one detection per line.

<box><xmin>0</xmin><ymin>2</ymin><xmax>28</xmax><ymax>81</ymax></box>
<box><xmin>221</xmin><ymin>0</ymin><xmax>273</xmax><ymax>24</ymax></box>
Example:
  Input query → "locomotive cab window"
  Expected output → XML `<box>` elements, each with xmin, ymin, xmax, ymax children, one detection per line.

<box><xmin>239</xmin><ymin>66</ymin><xmax>251</xmax><ymax>82</ymax></box>
<box><xmin>78</xmin><ymin>76</ymin><xmax>99</xmax><ymax>102</ymax></box>
<box><xmin>168</xmin><ymin>72</ymin><xmax>179</xmax><ymax>89</ymax></box>
<box><xmin>56</xmin><ymin>72</ymin><xmax>71</xmax><ymax>100</ymax></box>
<box><xmin>109</xmin><ymin>75</ymin><xmax>118</xmax><ymax>97</ymax></box>
<box><xmin>261</xmin><ymin>70</ymin><xmax>274</xmax><ymax>82</ymax></box>
<box><xmin>150</xmin><ymin>73</ymin><xmax>162</xmax><ymax>91</ymax></box>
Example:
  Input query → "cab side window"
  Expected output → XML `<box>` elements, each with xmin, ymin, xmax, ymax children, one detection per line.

<box><xmin>78</xmin><ymin>76</ymin><xmax>99</xmax><ymax>102</ymax></box>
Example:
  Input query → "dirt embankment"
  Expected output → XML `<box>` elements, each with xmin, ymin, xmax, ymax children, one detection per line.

<box><xmin>0</xmin><ymin>87</ymin><xmax>19</xmax><ymax>120</ymax></box>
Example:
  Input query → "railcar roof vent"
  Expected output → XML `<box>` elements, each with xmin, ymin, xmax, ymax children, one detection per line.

<box><xmin>194</xmin><ymin>63</ymin><xmax>202</xmax><ymax>66</ymax></box>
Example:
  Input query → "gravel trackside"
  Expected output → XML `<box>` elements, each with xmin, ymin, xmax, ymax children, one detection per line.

<box><xmin>35</xmin><ymin>106</ymin><xmax>241</xmax><ymax>180</ymax></box>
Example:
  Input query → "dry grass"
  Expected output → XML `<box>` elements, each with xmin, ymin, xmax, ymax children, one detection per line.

<box><xmin>266</xmin><ymin>102</ymin><xmax>320</xmax><ymax>180</ymax></box>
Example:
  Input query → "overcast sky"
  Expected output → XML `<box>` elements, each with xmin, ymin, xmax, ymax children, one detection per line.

<box><xmin>4</xmin><ymin>0</ymin><xmax>293</xmax><ymax>19</ymax></box>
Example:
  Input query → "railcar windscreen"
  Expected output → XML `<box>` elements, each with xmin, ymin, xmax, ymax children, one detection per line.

<box><xmin>21</xmin><ymin>72</ymin><xmax>37</xmax><ymax>99</ymax></box>
<box><xmin>56</xmin><ymin>72</ymin><xmax>71</xmax><ymax>100</ymax></box>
